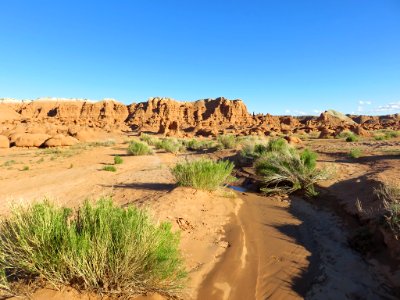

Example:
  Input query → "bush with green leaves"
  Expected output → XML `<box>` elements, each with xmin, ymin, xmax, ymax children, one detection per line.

<box><xmin>127</xmin><ymin>141</ymin><xmax>153</xmax><ymax>156</ymax></box>
<box><xmin>155</xmin><ymin>139</ymin><xmax>183</xmax><ymax>154</ymax></box>
<box><xmin>172</xmin><ymin>158</ymin><xmax>235</xmax><ymax>191</ymax></box>
<box><xmin>240</xmin><ymin>138</ymin><xmax>289</xmax><ymax>160</ymax></box>
<box><xmin>349</xmin><ymin>148</ymin><xmax>363</xmax><ymax>159</ymax></box>
<box><xmin>140</xmin><ymin>133</ymin><xmax>159</xmax><ymax>146</ymax></box>
<box><xmin>217</xmin><ymin>135</ymin><xmax>238</xmax><ymax>149</ymax></box>
<box><xmin>255</xmin><ymin>147</ymin><xmax>328</xmax><ymax>197</ymax></box>
<box><xmin>375</xmin><ymin>182</ymin><xmax>400</xmax><ymax>238</ymax></box>
<box><xmin>345</xmin><ymin>133</ymin><xmax>359</xmax><ymax>142</ymax></box>
<box><xmin>183</xmin><ymin>139</ymin><xmax>216</xmax><ymax>151</ymax></box>
<box><xmin>102</xmin><ymin>165</ymin><xmax>117</xmax><ymax>172</ymax></box>
<box><xmin>114</xmin><ymin>155</ymin><xmax>123</xmax><ymax>164</ymax></box>
<box><xmin>0</xmin><ymin>199</ymin><xmax>186</xmax><ymax>297</ymax></box>
<box><xmin>373</xmin><ymin>130</ymin><xmax>399</xmax><ymax>141</ymax></box>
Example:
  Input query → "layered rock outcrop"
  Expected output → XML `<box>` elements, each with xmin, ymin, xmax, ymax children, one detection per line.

<box><xmin>0</xmin><ymin>97</ymin><xmax>399</xmax><ymax>147</ymax></box>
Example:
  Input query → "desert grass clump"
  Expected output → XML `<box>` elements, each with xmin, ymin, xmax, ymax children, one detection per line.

<box><xmin>345</xmin><ymin>133</ymin><xmax>359</xmax><ymax>142</ymax></box>
<box><xmin>349</xmin><ymin>148</ymin><xmax>363</xmax><ymax>159</ymax></box>
<box><xmin>127</xmin><ymin>141</ymin><xmax>153</xmax><ymax>156</ymax></box>
<box><xmin>0</xmin><ymin>199</ymin><xmax>186</xmax><ymax>297</ymax></box>
<box><xmin>172</xmin><ymin>158</ymin><xmax>235</xmax><ymax>191</ymax></box>
<box><xmin>217</xmin><ymin>135</ymin><xmax>238</xmax><ymax>149</ymax></box>
<box><xmin>255</xmin><ymin>148</ymin><xmax>328</xmax><ymax>197</ymax></box>
<box><xmin>102</xmin><ymin>165</ymin><xmax>117</xmax><ymax>172</ymax></box>
<box><xmin>183</xmin><ymin>139</ymin><xmax>216</xmax><ymax>151</ymax></box>
<box><xmin>375</xmin><ymin>182</ymin><xmax>400</xmax><ymax>238</ymax></box>
<box><xmin>140</xmin><ymin>133</ymin><xmax>159</xmax><ymax>146</ymax></box>
<box><xmin>155</xmin><ymin>139</ymin><xmax>183</xmax><ymax>154</ymax></box>
<box><xmin>114</xmin><ymin>155</ymin><xmax>123</xmax><ymax>164</ymax></box>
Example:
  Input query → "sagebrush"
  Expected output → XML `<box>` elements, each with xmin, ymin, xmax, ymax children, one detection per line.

<box><xmin>172</xmin><ymin>158</ymin><xmax>235</xmax><ymax>191</ymax></box>
<box><xmin>127</xmin><ymin>141</ymin><xmax>153</xmax><ymax>156</ymax></box>
<box><xmin>0</xmin><ymin>199</ymin><xmax>186</xmax><ymax>297</ymax></box>
<box><xmin>255</xmin><ymin>146</ymin><xmax>328</xmax><ymax>197</ymax></box>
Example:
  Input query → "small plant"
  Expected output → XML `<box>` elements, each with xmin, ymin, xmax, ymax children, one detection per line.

<box><xmin>102</xmin><ymin>165</ymin><xmax>117</xmax><ymax>172</ymax></box>
<box><xmin>345</xmin><ymin>134</ymin><xmax>359</xmax><ymax>142</ymax></box>
<box><xmin>184</xmin><ymin>139</ymin><xmax>216</xmax><ymax>151</ymax></box>
<box><xmin>2</xmin><ymin>160</ymin><xmax>16</xmax><ymax>167</ymax></box>
<box><xmin>349</xmin><ymin>148</ymin><xmax>363</xmax><ymax>158</ymax></box>
<box><xmin>114</xmin><ymin>155</ymin><xmax>123</xmax><ymax>164</ymax></box>
<box><xmin>140</xmin><ymin>134</ymin><xmax>159</xmax><ymax>146</ymax></box>
<box><xmin>217</xmin><ymin>135</ymin><xmax>238</xmax><ymax>149</ymax></box>
<box><xmin>255</xmin><ymin>148</ymin><xmax>328</xmax><ymax>197</ymax></box>
<box><xmin>375</xmin><ymin>181</ymin><xmax>400</xmax><ymax>238</ymax></box>
<box><xmin>21</xmin><ymin>166</ymin><xmax>29</xmax><ymax>171</ymax></box>
<box><xmin>155</xmin><ymin>139</ymin><xmax>183</xmax><ymax>154</ymax></box>
<box><xmin>0</xmin><ymin>199</ymin><xmax>186</xmax><ymax>297</ymax></box>
<box><xmin>172</xmin><ymin>158</ymin><xmax>235</xmax><ymax>191</ymax></box>
<box><xmin>127</xmin><ymin>141</ymin><xmax>153</xmax><ymax>156</ymax></box>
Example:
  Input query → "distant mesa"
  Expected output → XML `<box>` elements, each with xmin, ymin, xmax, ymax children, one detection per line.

<box><xmin>0</xmin><ymin>96</ymin><xmax>398</xmax><ymax>148</ymax></box>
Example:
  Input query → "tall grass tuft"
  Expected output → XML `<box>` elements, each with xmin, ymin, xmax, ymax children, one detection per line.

<box><xmin>172</xmin><ymin>158</ymin><xmax>235</xmax><ymax>191</ymax></box>
<box><xmin>183</xmin><ymin>139</ymin><xmax>216</xmax><ymax>151</ymax></box>
<box><xmin>155</xmin><ymin>139</ymin><xmax>183</xmax><ymax>154</ymax></box>
<box><xmin>217</xmin><ymin>135</ymin><xmax>238</xmax><ymax>149</ymax></box>
<box><xmin>375</xmin><ymin>181</ymin><xmax>400</xmax><ymax>238</ymax></box>
<box><xmin>0</xmin><ymin>199</ymin><xmax>186</xmax><ymax>297</ymax></box>
<box><xmin>255</xmin><ymin>147</ymin><xmax>328</xmax><ymax>197</ymax></box>
<box><xmin>127</xmin><ymin>141</ymin><xmax>153</xmax><ymax>156</ymax></box>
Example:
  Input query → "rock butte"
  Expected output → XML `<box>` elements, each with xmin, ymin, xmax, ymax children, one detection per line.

<box><xmin>0</xmin><ymin>97</ymin><xmax>399</xmax><ymax>148</ymax></box>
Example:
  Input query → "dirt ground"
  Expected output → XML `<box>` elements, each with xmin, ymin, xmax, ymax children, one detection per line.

<box><xmin>1</xmin><ymin>136</ymin><xmax>399</xmax><ymax>299</ymax></box>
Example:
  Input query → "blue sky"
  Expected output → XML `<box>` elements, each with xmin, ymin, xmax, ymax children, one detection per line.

<box><xmin>0</xmin><ymin>0</ymin><xmax>399</xmax><ymax>115</ymax></box>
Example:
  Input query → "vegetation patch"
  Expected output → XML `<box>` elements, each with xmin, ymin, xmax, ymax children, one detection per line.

<box><xmin>114</xmin><ymin>155</ymin><xmax>123</xmax><ymax>164</ymax></box>
<box><xmin>255</xmin><ymin>146</ymin><xmax>328</xmax><ymax>197</ymax></box>
<box><xmin>0</xmin><ymin>199</ymin><xmax>186</xmax><ymax>297</ymax></box>
<box><xmin>140</xmin><ymin>133</ymin><xmax>159</xmax><ymax>146</ymax></box>
<box><xmin>217</xmin><ymin>135</ymin><xmax>238</xmax><ymax>149</ymax></box>
<box><xmin>127</xmin><ymin>141</ymin><xmax>153</xmax><ymax>156</ymax></box>
<box><xmin>102</xmin><ymin>165</ymin><xmax>117</xmax><ymax>172</ymax></box>
<box><xmin>349</xmin><ymin>148</ymin><xmax>363</xmax><ymax>159</ymax></box>
<box><xmin>155</xmin><ymin>139</ymin><xmax>183</xmax><ymax>154</ymax></box>
<box><xmin>375</xmin><ymin>181</ymin><xmax>400</xmax><ymax>238</ymax></box>
<box><xmin>345</xmin><ymin>133</ymin><xmax>359</xmax><ymax>142</ymax></box>
<box><xmin>183</xmin><ymin>139</ymin><xmax>216</xmax><ymax>151</ymax></box>
<box><xmin>172</xmin><ymin>158</ymin><xmax>235</xmax><ymax>191</ymax></box>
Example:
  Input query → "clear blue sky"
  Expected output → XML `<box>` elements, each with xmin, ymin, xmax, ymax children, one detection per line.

<box><xmin>0</xmin><ymin>0</ymin><xmax>399</xmax><ymax>115</ymax></box>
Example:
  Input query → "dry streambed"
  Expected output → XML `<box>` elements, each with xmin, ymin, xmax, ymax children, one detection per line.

<box><xmin>0</xmin><ymin>141</ymin><xmax>399</xmax><ymax>299</ymax></box>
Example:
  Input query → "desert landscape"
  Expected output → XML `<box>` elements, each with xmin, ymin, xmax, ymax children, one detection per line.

<box><xmin>0</xmin><ymin>97</ymin><xmax>399</xmax><ymax>299</ymax></box>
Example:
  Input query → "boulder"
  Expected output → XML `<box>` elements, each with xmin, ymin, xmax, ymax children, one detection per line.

<box><xmin>0</xmin><ymin>135</ymin><xmax>9</xmax><ymax>148</ymax></box>
<box><xmin>14</xmin><ymin>133</ymin><xmax>51</xmax><ymax>147</ymax></box>
<box><xmin>43</xmin><ymin>134</ymin><xmax>79</xmax><ymax>147</ymax></box>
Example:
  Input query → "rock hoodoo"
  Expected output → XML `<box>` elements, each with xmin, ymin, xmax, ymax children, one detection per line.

<box><xmin>0</xmin><ymin>97</ymin><xmax>399</xmax><ymax>147</ymax></box>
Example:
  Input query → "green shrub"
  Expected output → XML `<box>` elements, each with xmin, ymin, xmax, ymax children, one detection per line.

<box><xmin>349</xmin><ymin>148</ymin><xmax>363</xmax><ymax>158</ymax></box>
<box><xmin>255</xmin><ymin>148</ymin><xmax>328</xmax><ymax>197</ymax></box>
<box><xmin>102</xmin><ymin>165</ymin><xmax>117</xmax><ymax>172</ymax></box>
<box><xmin>184</xmin><ymin>139</ymin><xmax>216</xmax><ymax>151</ymax></box>
<box><xmin>345</xmin><ymin>134</ymin><xmax>359</xmax><ymax>142</ymax></box>
<box><xmin>155</xmin><ymin>139</ymin><xmax>183</xmax><ymax>154</ymax></box>
<box><xmin>265</xmin><ymin>138</ymin><xmax>291</xmax><ymax>152</ymax></box>
<box><xmin>241</xmin><ymin>138</ymin><xmax>291</xmax><ymax>160</ymax></box>
<box><xmin>127</xmin><ymin>141</ymin><xmax>153</xmax><ymax>156</ymax></box>
<box><xmin>114</xmin><ymin>155</ymin><xmax>123</xmax><ymax>164</ymax></box>
<box><xmin>217</xmin><ymin>135</ymin><xmax>238</xmax><ymax>149</ymax></box>
<box><xmin>0</xmin><ymin>199</ymin><xmax>186</xmax><ymax>297</ymax></box>
<box><xmin>140</xmin><ymin>134</ymin><xmax>159</xmax><ymax>146</ymax></box>
<box><xmin>172</xmin><ymin>158</ymin><xmax>235</xmax><ymax>191</ymax></box>
<box><xmin>375</xmin><ymin>182</ymin><xmax>400</xmax><ymax>238</ymax></box>
<box><xmin>21</xmin><ymin>166</ymin><xmax>29</xmax><ymax>171</ymax></box>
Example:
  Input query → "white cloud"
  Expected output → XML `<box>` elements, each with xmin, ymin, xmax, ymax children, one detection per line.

<box><xmin>370</xmin><ymin>101</ymin><xmax>400</xmax><ymax>113</ymax></box>
<box><xmin>285</xmin><ymin>109</ymin><xmax>291</xmax><ymax>114</ymax></box>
